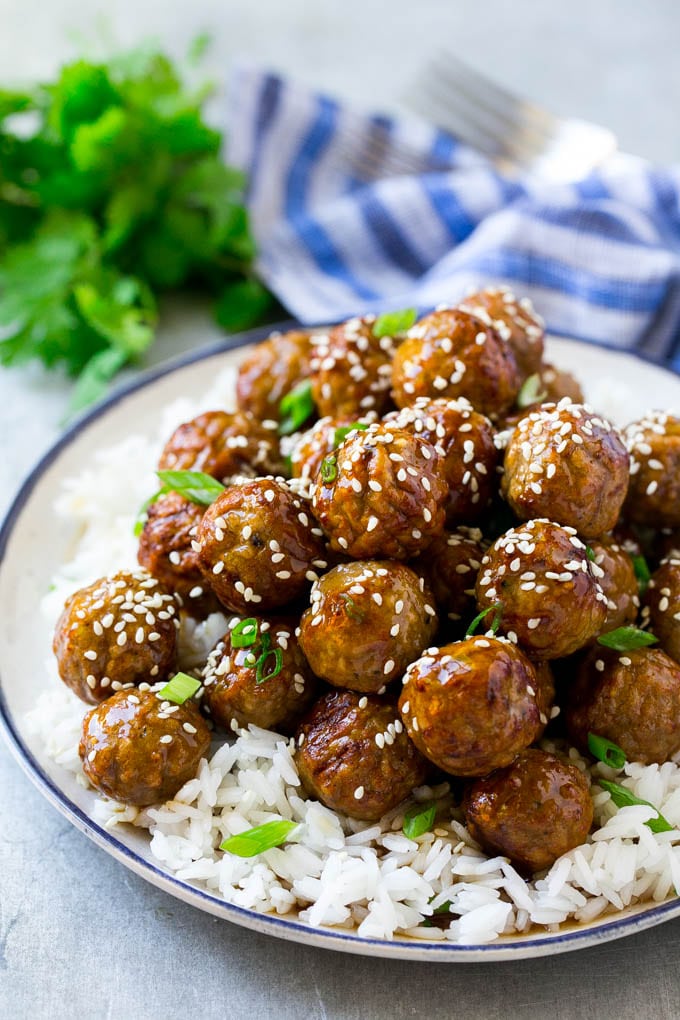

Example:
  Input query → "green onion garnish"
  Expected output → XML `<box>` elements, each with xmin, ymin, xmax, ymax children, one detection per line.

<box><xmin>156</xmin><ymin>469</ymin><xmax>226</xmax><ymax>506</ymax></box>
<box><xmin>372</xmin><ymin>307</ymin><xmax>418</xmax><ymax>338</ymax></box>
<box><xmin>403</xmin><ymin>803</ymin><xmax>437</xmax><ymax>840</ymax></box>
<box><xmin>585</xmin><ymin>545</ymin><xmax>596</xmax><ymax>563</ymax></box>
<box><xmin>599</xmin><ymin>780</ymin><xmax>674</xmax><ymax>833</ymax></box>
<box><xmin>466</xmin><ymin>602</ymin><xmax>504</xmax><ymax>638</ymax></box>
<box><xmin>587</xmin><ymin>733</ymin><xmax>626</xmax><ymax>769</ymax></box>
<box><xmin>597</xmin><ymin>626</ymin><xmax>658</xmax><ymax>651</ymax></box>
<box><xmin>231</xmin><ymin>618</ymin><xmax>259</xmax><ymax>648</ymax></box>
<box><xmin>632</xmin><ymin>554</ymin><xmax>651</xmax><ymax>596</ymax></box>
<box><xmin>219</xmin><ymin>819</ymin><xmax>299</xmax><ymax>857</ymax></box>
<box><xmin>254</xmin><ymin>632</ymin><xmax>284</xmax><ymax>684</ymax></box>
<box><xmin>158</xmin><ymin>671</ymin><xmax>201</xmax><ymax>705</ymax></box>
<box><xmin>278</xmin><ymin>379</ymin><xmax>315</xmax><ymax>436</ymax></box>
<box><xmin>334</xmin><ymin>422</ymin><xmax>369</xmax><ymax>447</ymax></box>
<box><xmin>320</xmin><ymin>455</ymin><xmax>338</xmax><ymax>483</ymax></box>
<box><xmin>339</xmin><ymin>593</ymin><xmax>365</xmax><ymax>622</ymax></box>
<box><xmin>516</xmin><ymin>373</ymin><xmax>547</xmax><ymax>409</ymax></box>
<box><xmin>133</xmin><ymin>487</ymin><xmax>168</xmax><ymax>536</ymax></box>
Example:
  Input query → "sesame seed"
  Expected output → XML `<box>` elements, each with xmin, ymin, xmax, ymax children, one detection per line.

<box><xmin>354</xmin><ymin>786</ymin><xmax>365</xmax><ymax>800</ymax></box>
<box><xmin>384</xmin><ymin>659</ymin><xmax>395</xmax><ymax>675</ymax></box>
<box><xmin>595</xmin><ymin>659</ymin><xmax>605</xmax><ymax>672</ymax></box>
<box><xmin>159</xmin><ymin>735</ymin><xmax>173</xmax><ymax>744</ymax></box>
<box><xmin>619</xmin><ymin>656</ymin><xmax>632</xmax><ymax>666</ymax></box>
<box><xmin>367</xmin><ymin>516</ymin><xmax>378</xmax><ymax>532</ymax></box>
<box><xmin>358</xmin><ymin>696</ymin><xmax>368</xmax><ymax>709</ymax></box>
<box><xmin>84</xmin><ymin>649</ymin><xmax>97</xmax><ymax>661</ymax></box>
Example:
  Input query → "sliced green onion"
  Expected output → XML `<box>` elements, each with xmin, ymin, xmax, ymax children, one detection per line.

<box><xmin>403</xmin><ymin>803</ymin><xmax>436</xmax><ymax>840</ymax></box>
<box><xmin>231</xmin><ymin>618</ymin><xmax>259</xmax><ymax>648</ymax></box>
<box><xmin>632</xmin><ymin>554</ymin><xmax>651</xmax><ymax>596</ymax></box>
<box><xmin>423</xmin><ymin>899</ymin><xmax>455</xmax><ymax>927</ymax></box>
<box><xmin>333</xmin><ymin>422</ymin><xmax>369</xmax><ymax>447</ymax></box>
<box><xmin>255</xmin><ymin>639</ymin><xmax>284</xmax><ymax>685</ymax></box>
<box><xmin>339</xmin><ymin>593</ymin><xmax>365</xmax><ymax>622</ymax></box>
<box><xmin>597</xmin><ymin>626</ymin><xmax>658</xmax><ymax>651</ymax></box>
<box><xmin>158</xmin><ymin>671</ymin><xmax>201</xmax><ymax>705</ymax></box>
<box><xmin>585</xmin><ymin>545</ymin><xmax>596</xmax><ymax>563</ymax></box>
<box><xmin>133</xmin><ymin>487</ymin><xmax>169</xmax><ymax>536</ymax></box>
<box><xmin>599</xmin><ymin>779</ymin><xmax>674</xmax><ymax>833</ymax></box>
<box><xmin>320</xmin><ymin>454</ymin><xmax>338</xmax><ymax>483</ymax></box>
<box><xmin>220</xmin><ymin>819</ymin><xmax>298</xmax><ymax>857</ymax></box>
<box><xmin>372</xmin><ymin>307</ymin><xmax>417</xmax><ymax>338</ymax></box>
<box><xmin>278</xmin><ymin>379</ymin><xmax>315</xmax><ymax>436</ymax></box>
<box><xmin>466</xmin><ymin>602</ymin><xmax>504</xmax><ymax>638</ymax></box>
<box><xmin>516</xmin><ymin>373</ymin><xmax>547</xmax><ymax>409</ymax></box>
<box><xmin>156</xmin><ymin>469</ymin><xmax>225</xmax><ymax>506</ymax></box>
<box><xmin>587</xmin><ymin>732</ymin><xmax>626</xmax><ymax>769</ymax></box>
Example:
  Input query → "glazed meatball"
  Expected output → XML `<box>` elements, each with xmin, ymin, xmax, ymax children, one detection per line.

<box><xmin>475</xmin><ymin>520</ymin><xmax>608</xmax><ymax>659</ymax></box>
<box><xmin>311</xmin><ymin>423</ymin><xmax>446</xmax><ymax>560</ymax></box>
<box><xmin>565</xmin><ymin>645</ymin><xmax>680</xmax><ymax>764</ymax></box>
<box><xmin>414</xmin><ymin>527</ymin><xmax>485</xmax><ymax>624</ymax></box>
<box><xmin>459</xmin><ymin>285</ymin><xmax>545</xmax><ymax>380</ymax></box>
<box><xmin>589</xmin><ymin>538</ymin><xmax>639</xmax><ymax>636</ymax></box>
<box><xmin>502</xmin><ymin>400</ymin><xmax>630</xmax><ymax>538</ymax></box>
<box><xmin>137</xmin><ymin>492</ymin><xmax>220</xmax><ymax>617</ymax></box>
<box><xmin>289</xmin><ymin>416</ymin><xmax>373</xmax><ymax>484</ymax></box>
<box><xmin>294</xmin><ymin>690</ymin><xmax>428</xmax><ymax>821</ymax></box>
<box><xmin>79</xmin><ymin>687</ymin><xmax>211</xmax><ymax>805</ymax></box>
<box><xmin>202</xmin><ymin>617</ymin><xmax>317</xmax><ymax>733</ymax></box>
<box><xmin>385</xmin><ymin>397</ymin><xmax>498</xmax><ymax>524</ymax></box>
<box><xmin>398</xmin><ymin>637</ymin><xmax>541</xmax><ymax>777</ymax></box>
<box><xmin>463</xmin><ymin>749</ymin><xmax>593</xmax><ymax>873</ymax></box>
<box><xmin>391</xmin><ymin>308</ymin><xmax>521</xmax><ymax>418</ymax></box>
<box><xmin>642</xmin><ymin>556</ymin><xmax>680</xmax><ymax>663</ymax></box>
<box><xmin>196</xmin><ymin>479</ymin><xmax>327</xmax><ymax>614</ymax></box>
<box><xmin>311</xmin><ymin>316</ymin><xmax>396</xmax><ymax>418</ymax></box>
<box><xmin>158</xmin><ymin>409</ymin><xmax>280</xmax><ymax>481</ymax></box>
<box><xmin>624</xmin><ymin>412</ymin><xmax>680</xmax><ymax>528</ymax></box>
<box><xmin>53</xmin><ymin>570</ymin><xmax>179</xmax><ymax>705</ymax></box>
<box><xmin>236</xmin><ymin>329</ymin><xmax>313</xmax><ymax>423</ymax></box>
<box><xmin>299</xmin><ymin>561</ymin><xmax>437</xmax><ymax>692</ymax></box>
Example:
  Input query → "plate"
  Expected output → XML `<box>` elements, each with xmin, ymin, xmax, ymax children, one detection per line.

<box><xmin>2</xmin><ymin>325</ymin><xmax>680</xmax><ymax>962</ymax></box>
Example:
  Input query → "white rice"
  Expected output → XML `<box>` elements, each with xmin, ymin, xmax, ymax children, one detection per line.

<box><xmin>27</xmin><ymin>362</ymin><xmax>680</xmax><ymax>945</ymax></box>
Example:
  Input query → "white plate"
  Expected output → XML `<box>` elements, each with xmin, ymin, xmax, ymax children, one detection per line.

<box><xmin>2</xmin><ymin>328</ymin><xmax>680</xmax><ymax>962</ymax></box>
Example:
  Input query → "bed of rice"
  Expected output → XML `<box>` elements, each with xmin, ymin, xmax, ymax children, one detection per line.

<box><xmin>26</xmin><ymin>361</ymin><xmax>680</xmax><ymax>945</ymax></box>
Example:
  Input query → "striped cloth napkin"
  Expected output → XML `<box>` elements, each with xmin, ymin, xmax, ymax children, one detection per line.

<box><xmin>228</xmin><ymin>67</ymin><xmax>680</xmax><ymax>372</ymax></box>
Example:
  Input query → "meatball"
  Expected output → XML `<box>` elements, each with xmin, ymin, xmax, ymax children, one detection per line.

<box><xmin>236</xmin><ymin>329</ymin><xmax>313</xmax><ymax>423</ymax></box>
<box><xmin>53</xmin><ymin>570</ymin><xmax>179</xmax><ymax>705</ymax></box>
<box><xmin>413</xmin><ymin>527</ymin><xmax>485</xmax><ymax>624</ymax></box>
<box><xmin>502</xmin><ymin>363</ymin><xmax>584</xmax><ymax>428</ymax></box>
<box><xmin>502</xmin><ymin>400</ymin><xmax>630</xmax><ymax>538</ymax></box>
<box><xmin>398</xmin><ymin>637</ymin><xmax>541</xmax><ymax>777</ymax></box>
<box><xmin>463</xmin><ymin>749</ymin><xmax>593</xmax><ymax>873</ymax></box>
<box><xmin>624</xmin><ymin>412</ymin><xmax>680</xmax><ymax>528</ymax></box>
<box><xmin>565</xmin><ymin>645</ymin><xmax>680</xmax><ymax>765</ymax></box>
<box><xmin>589</xmin><ymin>538</ymin><xmax>639</xmax><ymax>636</ymax></box>
<box><xmin>391</xmin><ymin>308</ymin><xmax>521</xmax><ymax>418</ymax></box>
<box><xmin>311</xmin><ymin>316</ymin><xmax>396</xmax><ymax>418</ymax></box>
<box><xmin>289</xmin><ymin>415</ymin><xmax>373</xmax><ymax>484</ymax></box>
<box><xmin>79</xmin><ymin>687</ymin><xmax>211</xmax><ymax>805</ymax></box>
<box><xmin>459</xmin><ymin>285</ymin><xmax>545</xmax><ymax>380</ymax></box>
<box><xmin>158</xmin><ymin>409</ymin><xmax>280</xmax><ymax>482</ymax></box>
<box><xmin>299</xmin><ymin>561</ymin><xmax>437</xmax><ymax>692</ymax></box>
<box><xmin>642</xmin><ymin>556</ymin><xmax>680</xmax><ymax>663</ymax></box>
<box><xmin>475</xmin><ymin>520</ymin><xmax>608</xmax><ymax>659</ymax></box>
<box><xmin>202</xmin><ymin>617</ymin><xmax>317</xmax><ymax>733</ymax></box>
<box><xmin>196</xmin><ymin>479</ymin><xmax>327</xmax><ymax>614</ymax></box>
<box><xmin>294</xmin><ymin>690</ymin><xmax>428</xmax><ymax>821</ymax></box>
<box><xmin>385</xmin><ymin>396</ymin><xmax>498</xmax><ymax>524</ymax></box>
<box><xmin>137</xmin><ymin>492</ymin><xmax>220</xmax><ymax>617</ymax></box>
<box><xmin>310</xmin><ymin>423</ymin><xmax>447</xmax><ymax>560</ymax></box>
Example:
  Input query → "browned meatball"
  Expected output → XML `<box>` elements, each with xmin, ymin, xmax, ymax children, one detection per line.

<box><xmin>289</xmin><ymin>415</ymin><xmax>374</xmax><ymax>483</ymax></box>
<box><xmin>158</xmin><ymin>409</ymin><xmax>280</xmax><ymax>481</ymax></box>
<box><xmin>299</xmin><ymin>561</ymin><xmax>437</xmax><ymax>692</ymax></box>
<box><xmin>413</xmin><ymin>527</ymin><xmax>485</xmax><ymax>623</ymax></box>
<box><xmin>311</xmin><ymin>316</ymin><xmax>396</xmax><ymax>418</ymax></box>
<box><xmin>79</xmin><ymin>688</ymin><xmax>211</xmax><ymax>805</ymax></box>
<box><xmin>202</xmin><ymin>617</ymin><xmax>317</xmax><ymax>733</ymax></box>
<box><xmin>311</xmin><ymin>423</ymin><xmax>447</xmax><ymax>560</ymax></box>
<box><xmin>294</xmin><ymin>690</ymin><xmax>428</xmax><ymax>821</ymax></box>
<box><xmin>391</xmin><ymin>308</ymin><xmax>521</xmax><ymax>418</ymax></box>
<box><xmin>53</xmin><ymin>570</ymin><xmax>179</xmax><ymax>705</ymax></box>
<box><xmin>463</xmin><ymin>749</ymin><xmax>593</xmax><ymax>873</ymax></box>
<box><xmin>459</xmin><ymin>285</ymin><xmax>545</xmax><ymax>380</ymax></box>
<box><xmin>642</xmin><ymin>556</ymin><xmax>680</xmax><ymax>663</ymax></box>
<box><xmin>137</xmin><ymin>492</ymin><xmax>220</xmax><ymax>618</ymax></box>
<box><xmin>502</xmin><ymin>401</ymin><xmax>630</xmax><ymax>538</ymax></box>
<box><xmin>196</xmin><ymin>479</ymin><xmax>327</xmax><ymax>614</ymax></box>
<box><xmin>624</xmin><ymin>412</ymin><xmax>680</xmax><ymax>528</ymax></box>
<box><xmin>385</xmin><ymin>396</ymin><xmax>498</xmax><ymax>524</ymax></box>
<box><xmin>236</xmin><ymin>329</ymin><xmax>313</xmax><ymax>423</ymax></box>
<box><xmin>589</xmin><ymin>538</ymin><xmax>639</xmax><ymax>636</ymax></box>
<box><xmin>475</xmin><ymin>520</ymin><xmax>608</xmax><ymax>659</ymax></box>
<box><xmin>398</xmin><ymin>637</ymin><xmax>541</xmax><ymax>777</ymax></box>
<box><xmin>565</xmin><ymin>645</ymin><xmax>680</xmax><ymax>764</ymax></box>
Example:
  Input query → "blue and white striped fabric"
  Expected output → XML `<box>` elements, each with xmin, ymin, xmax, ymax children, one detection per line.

<box><xmin>228</xmin><ymin>67</ymin><xmax>680</xmax><ymax>371</ymax></box>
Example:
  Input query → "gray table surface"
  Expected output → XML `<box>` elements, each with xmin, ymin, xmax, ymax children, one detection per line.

<box><xmin>2</xmin><ymin>2</ymin><xmax>680</xmax><ymax>1017</ymax></box>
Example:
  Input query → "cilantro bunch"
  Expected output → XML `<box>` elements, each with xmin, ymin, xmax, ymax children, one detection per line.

<box><xmin>0</xmin><ymin>39</ymin><xmax>271</xmax><ymax>410</ymax></box>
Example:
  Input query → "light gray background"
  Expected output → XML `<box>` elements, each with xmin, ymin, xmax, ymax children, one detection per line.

<box><xmin>2</xmin><ymin>2</ymin><xmax>680</xmax><ymax>1017</ymax></box>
